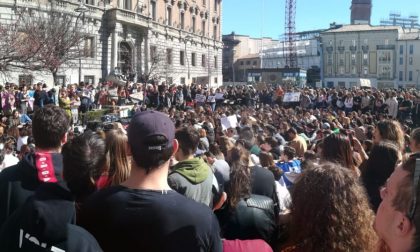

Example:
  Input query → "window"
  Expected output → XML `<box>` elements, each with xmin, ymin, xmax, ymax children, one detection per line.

<box><xmin>409</xmin><ymin>71</ymin><xmax>413</xmax><ymax>81</ymax></box>
<box><xmin>246</xmin><ymin>61</ymin><xmax>250</xmax><ymax>65</ymax></box>
<box><xmin>214</xmin><ymin>0</ymin><xmax>217</xmax><ymax>12</ymax></box>
<box><xmin>351</xmin><ymin>66</ymin><xmax>357</xmax><ymax>75</ymax></box>
<box><xmin>202</xmin><ymin>20</ymin><xmax>206</xmax><ymax>35</ymax></box>
<box><xmin>363</xmin><ymin>53</ymin><xmax>368</xmax><ymax>65</ymax></box>
<box><xmin>19</xmin><ymin>75</ymin><xmax>33</xmax><ymax>86</ymax></box>
<box><xmin>151</xmin><ymin>1</ymin><xmax>157</xmax><ymax>21</ymax></box>
<box><xmin>253</xmin><ymin>61</ymin><xmax>257</xmax><ymax>66</ymax></box>
<box><xmin>410</xmin><ymin>57</ymin><xmax>413</xmax><ymax>65</ymax></box>
<box><xmin>203</xmin><ymin>0</ymin><xmax>206</xmax><ymax>6</ymax></box>
<box><xmin>339</xmin><ymin>66</ymin><xmax>345</xmax><ymax>75</ymax></box>
<box><xmin>56</xmin><ymin>75</ymin><xmax>66</xmax><ymax>86</ymax></box>
<box><xmin>167</xmin><ymin>7</ymin><xmax>172</xmax><ymax>26</ymax></box>
<box><xmin>84</xmin><ymin>37</ymin><xmax>94</xmax><ymax>58</ymax></box>
<box><xmin>410</xmin><ymin>45</ymin><xmax>414</xmax><ymax>54</ymax></box>
<box><xmin>202</xmin><ymin>54</ymin><xmax>206</xmax><ymax>67</ymax></box>
<box><xmin>123</xmin><ymin>0</ymin><xmax>131</xmax><ymax>10</ymax></box>
<box><xmin>363</xmin><ymin>66</ymin><xmax>368</xmax><ymax>75</ymax></box>
<box><xmin>213</xmin><ymin>25</ymin><xmax>217</xmax><ymax>39</ymax></box>
<box><xmin>327</xmin><ymin>54</ymin><xmax>333</xmax><ymax>65</ymax></box>
<box><xmin>84</xmin><ymin>75</ymin><xmax>95</xmax><ymax>85</ymax></box>
<box><xmin>240</xmin><ymin>61</ymin><xmax>244</xmax><ymax>66</ymax></box>
<box><xmin>400</xmin><ymin>57</ymin><xmax>403</xmax><ymax>65</ymax></box>
<box><xmin>214</xmin><ymin>56</ymin><xmax>218</xmax><ymax>69</ymax></box>
<box><xmin>85</xmin><ymin>0</ymin><xmax>94</xmax><ymax>5</ymax></box>
<box><xmin>191</xmin><ymin>53</ymin><xmax>196</xmax><ymax>66</ymax></box>
<box><xmin>192</xmin><ymin>16</ymin><xmax>196</xmax><ymax>33</ymax></box>
<box><xmin>180</xmin><ymin>12</ymin><xmax>185</xmax><ymax>29</ymax></box>
<box><xmin>351</xmin><ymin>53</ymin><xmax>356</xmax><ymax>65</ymax></box>
<box><xmin>400</xmin><ymin>45</ymin><xmax>404</xmax><ymax>55</ymax></box>
<box><xmin>378</xmin><ymin>51</ymin><xmax>392</xmax><ymax>64</ymax></box>
<box><xmin>399</xmin><ymin>71</ymin><xmax>403</xmax><ymax>81</ymax></box>
<box><xmin>339</xmin><ymin>53</ymin><xmax>345</xmax><ymax>66</ymax></box>
<box><xmin>180</xmin><ymin>50</ymin><xmax>185</xmax><ymax>65</ymax></box>
<box><xmin>214</xmin><ymin>77</ymin><xmax>218</xmax><ymax>84</ymax></box>
<box><xmin>150</xmin><ymin>46</ymin><xmax>157</xmax><ymax>63</ymax></box>
<box><xmin>181</xmin><ymin>77</ymin><xmax>186</xmax><ymax>84</ymax></box>
<box><xmin>378</xmin><ymin>65</ymin><xmax>392</xmax><ymax>79</ymax></box>
<box><xmin>385</xmin><ymin>39</ymin><xmax>389</xmax><ymax>45</ymax></box>
<box><xmin>167</xmin><ymin>48</ymin><xmax>172</xmax><ymax>65</ymax></box>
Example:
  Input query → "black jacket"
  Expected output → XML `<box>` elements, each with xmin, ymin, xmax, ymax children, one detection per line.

<box><xmin>0</xmin><ymin>153</ymin><xmax>64</xmax><ymax>228</ymax></box>
<box><xmin>0</xmin><ymin>183</ymin><xmax>102</xmax><ymax>251</ymax></box>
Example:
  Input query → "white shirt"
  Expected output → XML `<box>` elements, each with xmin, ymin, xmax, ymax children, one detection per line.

<box><xmin>0</xmin><ymin>153</ymin><xmax>19</xmax><ymax>171</ymax></box>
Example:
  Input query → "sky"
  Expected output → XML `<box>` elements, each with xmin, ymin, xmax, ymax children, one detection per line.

<box><xmin>222</xmin><ymin>0</ymin><xmax>420</xmax><ymax>39</ymax></box>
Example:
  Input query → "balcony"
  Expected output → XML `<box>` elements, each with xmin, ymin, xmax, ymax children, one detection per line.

<box><xmin>107</xmin><ymin>8</ymin><xmax>150</xmax><ymax>28</ymax></box>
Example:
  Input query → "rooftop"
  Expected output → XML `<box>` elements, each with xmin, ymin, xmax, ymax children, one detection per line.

<box><xmin>323</xmin><ymin>24</ymin><xmax>400</xmax><ymax>33</ymax></box>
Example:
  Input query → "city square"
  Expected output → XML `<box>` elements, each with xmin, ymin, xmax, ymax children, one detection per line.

<box><xmin>0</xmin><ymin>0</ymin><xmax>420</xmax><ymax>251</ymax></box>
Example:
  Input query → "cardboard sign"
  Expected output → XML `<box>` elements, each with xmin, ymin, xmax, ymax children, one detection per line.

<box><xmin>195</xmin><ymin>94</ymin><xmax>206</xmax><ymax>103</ymax></box>
<box><xmin>130</xmin><ymin>92</ymin><xmax>144</xmax><ymax>101</ymax></box>
<box><xmin>283</xmin><ymin>92</ymin><xmax>301</xmax><ymax>102</ymax></box>
<box><xmin>221</xmin><ymin>115</ymin><xmax>238</xmax><ymax>131</ymax></box>
<box><xmin>207</xmin><ymin>95</ymin><xmax>216</xmax><ymax>102</ymax></box>
<box><xmin>215</xmin><ymin>93</ymin><xmax>224</xmax><ymax>100</ymax></box>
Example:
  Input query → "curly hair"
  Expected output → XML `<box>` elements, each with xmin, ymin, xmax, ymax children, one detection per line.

<box><xmin>226</xmin><ymin>146</ymin><xmax>251</xmax><ymax>209</ymax></box>
<box><xmin>288</xmin><ymin>162</ymin><xmax>377</xmax><ymax>252</ymax></box>
<box><xmin>376</xmin><ymin>120</ymin><xmax>405</xmax><ymax>150</ymax></box>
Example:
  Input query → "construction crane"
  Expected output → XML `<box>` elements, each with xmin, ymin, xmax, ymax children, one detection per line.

<box><xmin>284</xmin><ymin>0</ymin><xmax>298</xmax><ymax>68</ymax></box>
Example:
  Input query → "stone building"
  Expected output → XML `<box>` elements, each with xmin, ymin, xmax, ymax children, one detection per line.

<box><xmin>320</xmin><ymin>24</ymin><xmax>420</xmax><ymax>89</ymax></box>
<box><xmin>0</xmin><ymin>0</ymin><xmax>223</xmax><ymax>87</ymax></box>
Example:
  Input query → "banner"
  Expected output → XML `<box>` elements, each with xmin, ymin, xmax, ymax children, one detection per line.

<box><xmin>283</xmin><ymin>92</ymin><xmax>301</xmax><ymax>102</ymax></box>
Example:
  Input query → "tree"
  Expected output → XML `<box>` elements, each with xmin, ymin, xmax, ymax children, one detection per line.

<box><xmin>24</xmin><ymin>7</ymin><xmax>85</xmax><ymax>85</ymax></box>
<box><xmin>138</xmin><ymin>45</ymin><xmax>174</xmax><ymax>84</ymax></box>
<box><xmin>0</xmin><ymin>14</ymin><xmax>43</xmax><ymax>77</ymax></box>
<box><xmin>0</xmin><ymin>4</ymin><xmax>85</xmax><ymax>85</ymax></box>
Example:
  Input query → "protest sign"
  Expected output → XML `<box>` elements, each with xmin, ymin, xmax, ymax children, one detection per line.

<box><xmin>195</xmin><ymin>94</ymin><xmax>206</xmax><ymax>103</ymax></box>
<box><xmin>283</xmin><ymin>92</ymin><xmax>301</xmax><ymax>102</ymax></box>
<box><xmin>221</xmin><ymin>115</ymin><xmax>238</xmax><ymax>131</ymax></box>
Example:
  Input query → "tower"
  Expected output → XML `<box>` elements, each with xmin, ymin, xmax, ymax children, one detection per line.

<box><xmin>351</xmin><ymin>0</ymin><xmax>372</xmax><ymax>25</ymax></box>
<box><xmin>284</xmin><ymin>0</ymin><xmax>297</xmax><ymax>68</ymax></box>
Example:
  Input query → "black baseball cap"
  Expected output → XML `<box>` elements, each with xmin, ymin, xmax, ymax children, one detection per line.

<box><xmin>128</xmin><ymin>111</ymin><xmax>175</xmax><ymax>154</ymax></box>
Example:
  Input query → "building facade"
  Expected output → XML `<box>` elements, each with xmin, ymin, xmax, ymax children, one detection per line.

<box><xmin>261</xmin><ymin>39</ymin><xmax>320</xmax><ymax>71</ymax></box>
<box><xmin>320</xmin><ymin>24</ymin><xmax>420</xmax><ymax>89</ymax></box>
<box><xmin>222</xmin><ymin>32</ymin><xmax>278</xmax><ymax>82</ymax></box>
<box><xmin>0</xmin><ymin>0</ymin><xmax>223</xmax><ymax>87</ymax></box>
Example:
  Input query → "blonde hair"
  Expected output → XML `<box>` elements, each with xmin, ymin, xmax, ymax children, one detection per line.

<box><xmin>105</xmin><ymin>129</ymin><xmax>131</xmax><ymax>186</ymax></box>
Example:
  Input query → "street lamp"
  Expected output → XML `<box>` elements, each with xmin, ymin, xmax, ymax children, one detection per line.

<box><xmin>75</xmin><ymin>0</ymin><xmax>88</xmax><ymax>84</ymax></box>
<box><xmin>184</xmin><ymin>35</ymin><xmax>192</xmax><ymax>83</ymax></box>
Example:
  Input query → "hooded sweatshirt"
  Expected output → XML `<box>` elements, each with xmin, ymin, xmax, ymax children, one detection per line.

<box><xmin>0</xmin><ymin>152</ymin><xmax>64</xmax><ymax>228</ymax></box>
<box><xmin>168</xmin><ymin>158</ymin><xmax>214</xmax><ymax>207</ymax></box>
<box><xmin>0</xmin><ymin>183</ymin><xmax>102</xmax><ymax>252</ymax></box>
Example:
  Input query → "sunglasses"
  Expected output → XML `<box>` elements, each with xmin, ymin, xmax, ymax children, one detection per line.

<box><xmin>408</xmin><ymin>158</ymin><xmax>420</xmax><ymax>220</ymax></box>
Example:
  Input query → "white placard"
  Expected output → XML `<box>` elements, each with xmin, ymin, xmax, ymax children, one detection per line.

<box><xmin>221</xmin><ymin>115</ymin><xmax>238</xmax><ymax>131</ymax></box>
<box><xmin>283</xmin><ymin>92</ymin><xmax>301</xmax><ymax>102</ymax></box>
<box><xmin>207</xmin><ymin>95</ymin><xmax>216</xmax><ymax>103</ymax></box>
<box><xmin>215</xmin><ymin>93</ymin><xmax>224</xmax><ymax>100</ymax></box>
<box><xmin>195</xmin><ymin>94</ymin><xmax>207</xmax><ymax>103</ymax></box>
<box><xmin>130</xmin><ymin>92</ymin><xmax>144</xmax><ymax>101</ymax></box>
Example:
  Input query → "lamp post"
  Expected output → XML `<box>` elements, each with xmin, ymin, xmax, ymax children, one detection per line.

<box><xmin>75</xmin><ymin>1</ymin><xmax>88</xmax><ymax>84</ymax></box>
<box><xmin>184</xmin><ymin>35</ymin><xmax>192</xmax><ymax>84</ymax></box>
<box><xmin>416</xmin><ymin>69</ymin><xmax>420</xmax><ymax>90</ymax></box>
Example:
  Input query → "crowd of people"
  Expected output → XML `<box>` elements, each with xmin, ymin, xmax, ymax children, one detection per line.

<box><xmin>0</xmin><ymin>80</ymin><xmax>420</xmax><ymax>251</ymax></box>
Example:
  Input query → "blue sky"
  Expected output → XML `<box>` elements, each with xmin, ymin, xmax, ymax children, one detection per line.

<box><xmin>222</xmin><ymin>0</ymin><xmax>420</xmax><ymax>39</ymax></box>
